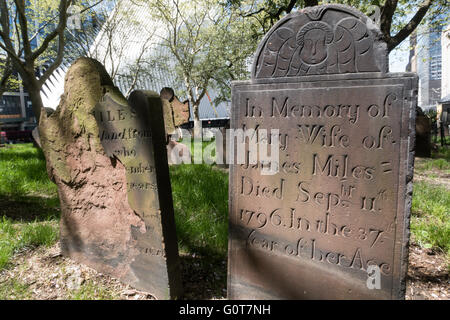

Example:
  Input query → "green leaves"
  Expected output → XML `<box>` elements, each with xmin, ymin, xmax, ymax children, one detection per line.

<box><xmin>148</xmin><ymin>0</ymin><xmax>256</xmax><ymax>107</ymax></box>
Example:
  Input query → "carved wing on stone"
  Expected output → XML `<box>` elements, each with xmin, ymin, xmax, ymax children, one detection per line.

<box><xmin>256</xmin><ymin>27</ymin><xmax>297</xmax><ymax>78</ymax></box>
<box><xmin>253</xmin><ymin>5</ymin><xmax>384</xmax><ymax>79</ymax></box>
<box><xmin>333</xmin><ymin>17</ymin><xmax>379</xmax><ymax>73</ymax></box>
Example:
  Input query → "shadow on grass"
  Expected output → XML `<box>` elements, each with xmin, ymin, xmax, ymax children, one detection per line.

<box><xmin>431</xmin><ymin>146</ymin><xmax>450</xmax><ymax>161</ymax></box>
<box><xmin>170</xmin><ymin>164</ymin><xmax>228</xmax><ymax>257</ymax></box>
<box><xmin>0</xmin><ymin>150</ymin><xmax>45</xmax><ymax>162</ymax></box>
<box><xmin>169</xmin><ymin>164</ymin><xmax>228</xmax><ymax>299</ymax></box>
<box><xmin>0</xmin><ymin>194</ymin><xmax>60</xmax><ymax>222</ymax></box>
<box><xmin>407</xmin><ymin>264</ymin><xmax>449</xmax><ymax>284</ymax></box>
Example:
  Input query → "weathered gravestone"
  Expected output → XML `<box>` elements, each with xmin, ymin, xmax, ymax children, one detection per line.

<box><xmin>159</xmin><ymin>87</ymin><xmax>192</xmax><ymax>164</ymax></box>
<box><xmin>160</xmin><ymin>87</ymin><xmax>191</xmax><ymax>128</ymax></box>
<box><xmin>415</xmin><ymin>107</ymin><xmax>432</xmax><ymax>157</ymax></box>
<box><xmin>228</xmin><ymin>4</ymin><xmax>417</xmax><ymax>299</ymax></box>
<box><xmin>39</xmin><ymin>58</ymin><xmax>182</xmax><ymax>299</ymax></box>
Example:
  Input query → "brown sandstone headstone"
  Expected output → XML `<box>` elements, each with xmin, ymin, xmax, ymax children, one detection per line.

<box><xmin>171</xmin><ymin>96</ymin><xmax>190</xmax><ymax>127</ymax></box>
<box><xmin>228</xmin><ymin>4</ymin><xmax>417</xmax><ymax>300</ymax></box>
<box><xmin>161</xmin><ymin>98</ymin><xmax>176</xmax><ymax>136</ymax></box>
<box><xmin>39</xmin><ymin>58</ymin><xmax>182</xmax><ymax>299</ymax></box>
<box><xmin>160</xmin><ymin>87</ymin><xmax>190</xmax><ymax>128</ymax></box>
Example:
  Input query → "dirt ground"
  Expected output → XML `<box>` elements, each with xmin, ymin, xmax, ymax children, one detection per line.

<box><xmin>406</xmin><ymin>244</ymin><xmax>449</xmax><ymax>300</ymax></box>
<box><xmin>0</xmin><ymin>242</ymin><xmax>447</xmax><ymax>300</ymax></box>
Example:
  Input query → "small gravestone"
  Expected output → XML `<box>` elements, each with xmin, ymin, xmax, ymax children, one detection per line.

<box><xmin>39</xmin><ymin>58</ymin><xmax>182</xmax><ymax>299</ymax></box>
<box><xmin>228</xmin><ymin>4</ymin><xmax>417</xmax><ymax>299</ymax></box>
<box><xmin>160</xmin><ymin>87</ymin><xmax>190</xmax><ymax>128</ymax></box>
<box><xmin>160</xmin><ymin>87</ymin><xmax>192</xmax><ymax>164</ymax></box>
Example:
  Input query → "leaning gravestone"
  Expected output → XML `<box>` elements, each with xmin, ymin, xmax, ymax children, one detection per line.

<box><xmin>228</xmin><ymin>4</ymin><xmax>417</xmax><ymax>299</ymax></box>
<box><xmin>39</xmin><ymin>58</ymin><xmax>182</xmax><ymax>299</ymax></box>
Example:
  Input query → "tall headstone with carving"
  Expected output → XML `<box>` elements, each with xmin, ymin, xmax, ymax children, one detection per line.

<box><xmin>39</xmin><ymin>58</ymin><xmax>182</xmax><ymax>299</ymax></box>
<box><xmin>228</xmin><ymin>5</ymin><xmax>417</xmax><ymax>299</ymax></box>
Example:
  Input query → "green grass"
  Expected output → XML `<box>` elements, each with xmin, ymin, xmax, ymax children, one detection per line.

<box><xmin>0</xmin><ymin>144</ymin><xmax>57</xmax><ymax>196</ymax></box>
<box><xmin>411</xmin><ymin>181</ymin><xmax>450</xmax><ymax>256</ymax></box>
<box><xmin>0</xmin><ymin>143</ymin><xmax>59</xmax><ymax>270</ymax></box>
<box><xmin>432</xmin><ymin>135</ymin><xmax>450</xmax><ymax>147</ymax></box>
<box><xmin>432</xmin><ymin>146</ymin><xmax>450</xmax><ymax>162</ymax></box>
<box><xmin>0</xmin><ymin>217</ymin><xmax>59</xmax><ymax>269</ymax></box>
<box><xmin>170</xmin><ymin>164</ymin><xmax>228</xmax><ymax>257</ymax></box>
<box><xmin>415</xmin><ymin>145</ymin><xmax>450</xmax><ymax>174</ymax></box>
<box><xmin>0</xmin><ymin>278</ymin><xmax>32</xmax><ymax>300</ymax></box>
<box><xmin>416</xmin><ymin>158</ymin><xmax>450</xmax><ymax>172</ymax></box>
<box><xmin>69</xmin><ymin>280</ymin><xmax>119</xmax><ymax>300</ymax></box>
<box><xmin>412</xmin><ymin>147</ymin><xmax>450</xmax><ymax>260</ymax></box>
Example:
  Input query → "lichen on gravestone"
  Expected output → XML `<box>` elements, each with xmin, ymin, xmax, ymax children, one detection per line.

<box><xmin>39</xmin><ymin>57</ymin><xmax>182</xmax><ymax>299</ymax></box>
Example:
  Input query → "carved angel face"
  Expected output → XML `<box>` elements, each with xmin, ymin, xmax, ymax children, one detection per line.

<box><xmin>300</xmin><ymin>29</ymin><xmax>328</xmax><ymax>65</ymax></box>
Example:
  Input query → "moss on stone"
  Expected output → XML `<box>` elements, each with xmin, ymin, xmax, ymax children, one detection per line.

<box><xmin>39</xmin><ymin>58</ymin><xmax>126</xmax><ymax>184</ymax></box>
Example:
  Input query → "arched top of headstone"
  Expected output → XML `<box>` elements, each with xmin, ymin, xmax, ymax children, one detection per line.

<box><xmin>252</xmin><ymin>4</ymin><xmax>387</xmax><ymax>80</ymax></box>
<box><xmin>160</xmin><ymin>87</ymin><xmax>175</xmax><ymax>102</ymax></box>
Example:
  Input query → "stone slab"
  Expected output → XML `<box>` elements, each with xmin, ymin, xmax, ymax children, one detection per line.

<box><xmin>94</xmin><ymin>90</ymin><xmax>182</xmax><ymax>299</ymax></box>
<box><xmin>227</xmin><ymin>4</ymin><xmax>417</xmax><ymax>300</ymax></box>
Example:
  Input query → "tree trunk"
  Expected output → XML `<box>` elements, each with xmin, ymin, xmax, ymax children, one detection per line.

<box><xmin>26</xmin><ymin>81</ymin><xmax>44</xmax><ymax>122</ymax></box>
<box><xmin>193</xmin><ymin>102</ymin><xmax>202</xmax><ymax>140</ymax></box>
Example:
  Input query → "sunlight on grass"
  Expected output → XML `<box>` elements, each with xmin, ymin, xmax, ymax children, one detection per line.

<box><xmin>0</xmin><ymin>144</ymin><xmax>58</xmax><ymax>196</ymax></box>
<box><xmin>0</xmin><ymin>217</ymin><xmax>59</xmax><ymax>269</ymax></box>
<box><xmin>69</xmin><ymin>280</ymin><xmax>119</xmax><ymax>300</ymax></box>
<box><xmin>0</xmin><ymin>144</ymin><xmax>59</xmax><ymax>270</ymax></box>
<box><xmin>411</xmin><ymin>181</ymin><xmax>450</xmax><ymax>256</ymax></box>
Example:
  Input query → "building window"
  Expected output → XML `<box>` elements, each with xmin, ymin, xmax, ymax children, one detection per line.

<box><xmin>0</xmin><ymin>95</ymin><xmax>21</xmax><ymax>117</ymax></box>
<box><xmin>430</xmin><ymin>55</ymin><xmax>442</xmax><ymax>80</ymax></box>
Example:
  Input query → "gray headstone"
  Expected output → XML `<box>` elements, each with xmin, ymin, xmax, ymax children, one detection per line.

<box><xmin>94</xmin><ymin>90</ymin><xmax>182</xmax><ymax>299</ymax></box>
<box><xmin>228</xmin><ymin>4</ymin><xmax>417</xmax><ymax>299</ymax></box>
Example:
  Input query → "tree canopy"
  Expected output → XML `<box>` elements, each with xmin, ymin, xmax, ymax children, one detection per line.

<box><xmin>228</xmin><ymin>0</ymin><xmax>449</xmax><ymax>52</ymax></box>
<box><xmin>0</xmin><ymin>0</ymin><xmax>447</xmax><ymax>123</ymax></box>
<box><xmin>0</xmin><ymin>0</ymin><xmax>105</xmax><ymax>120</ymax></box>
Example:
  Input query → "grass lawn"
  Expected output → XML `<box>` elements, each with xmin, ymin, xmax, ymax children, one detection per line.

<box><xmin>411</xmin><ymin>182</ymin><xmax>449</xmax><ymax>255</ymax></box>
<box><xmin>0</xmin><ymin>143</ymin><xmax>229</xmax><ymax>299</ymax></box>
<box><xmin>0</xmin><ymin>142</ymin><xmax>448</xmax><ymax>298</ymax></box>
<box><xmin>0</xmin><ymin>144</ymin><xmax>60</xmax><ymax>270</ymax></box>
<box><xmin>412</xmin><ymin>147</ymin><xmax>450</xmax><ymax>263</ymax></box>
<box><xmin>170</xmin><ymin>163</ymin><xmax>228</xmax><ymax>257</ymax></box>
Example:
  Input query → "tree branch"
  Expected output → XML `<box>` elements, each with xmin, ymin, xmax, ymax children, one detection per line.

<box><xmin>0</xmin><ymin>56</ymin><xmax>14</xmax><ymax>96</ymax></box>
<box><xmin>31</xmin><ymin>0</ymin><xmax>71</xmax><ymax>61</ymax></box>
<box><xmin>380</xmin><ymin>0</ymin><xmax>398</xmax><ymax>43</ymax></box>
<box><xmin>13</xmin><ymin>0</ymin><xmax>32</xmax><ymax>59</ymax></box>
<box><xmin>387</xmin><ymin>0</ymin><xmax>433</xmax><ymax>52</ymax></box>
<box><xmin>37</xmin><ymin>0</ymin><xmax>71</xmax><ymax>86</ymax></box>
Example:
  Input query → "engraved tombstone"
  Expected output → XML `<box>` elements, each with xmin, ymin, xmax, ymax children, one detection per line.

<box><xmin>93</xmin><ymin>90</ymin><xmax>183</xmax><ymax>299</ymax></box>
<box><xmin>228</xmin><ymin>4</ymin><xmax>417</xmax><ymax>299</ymax></box>
<box><xmin>40</xmin><ymin>58</ymin><xmax>182</xmax><ymax>299</ymax></box>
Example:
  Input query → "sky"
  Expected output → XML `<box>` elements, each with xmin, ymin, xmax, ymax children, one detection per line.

<box><xmin>389</xmin><ymin>39</ymin><xmax>410</xmax><ymax>72</ymax></box>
